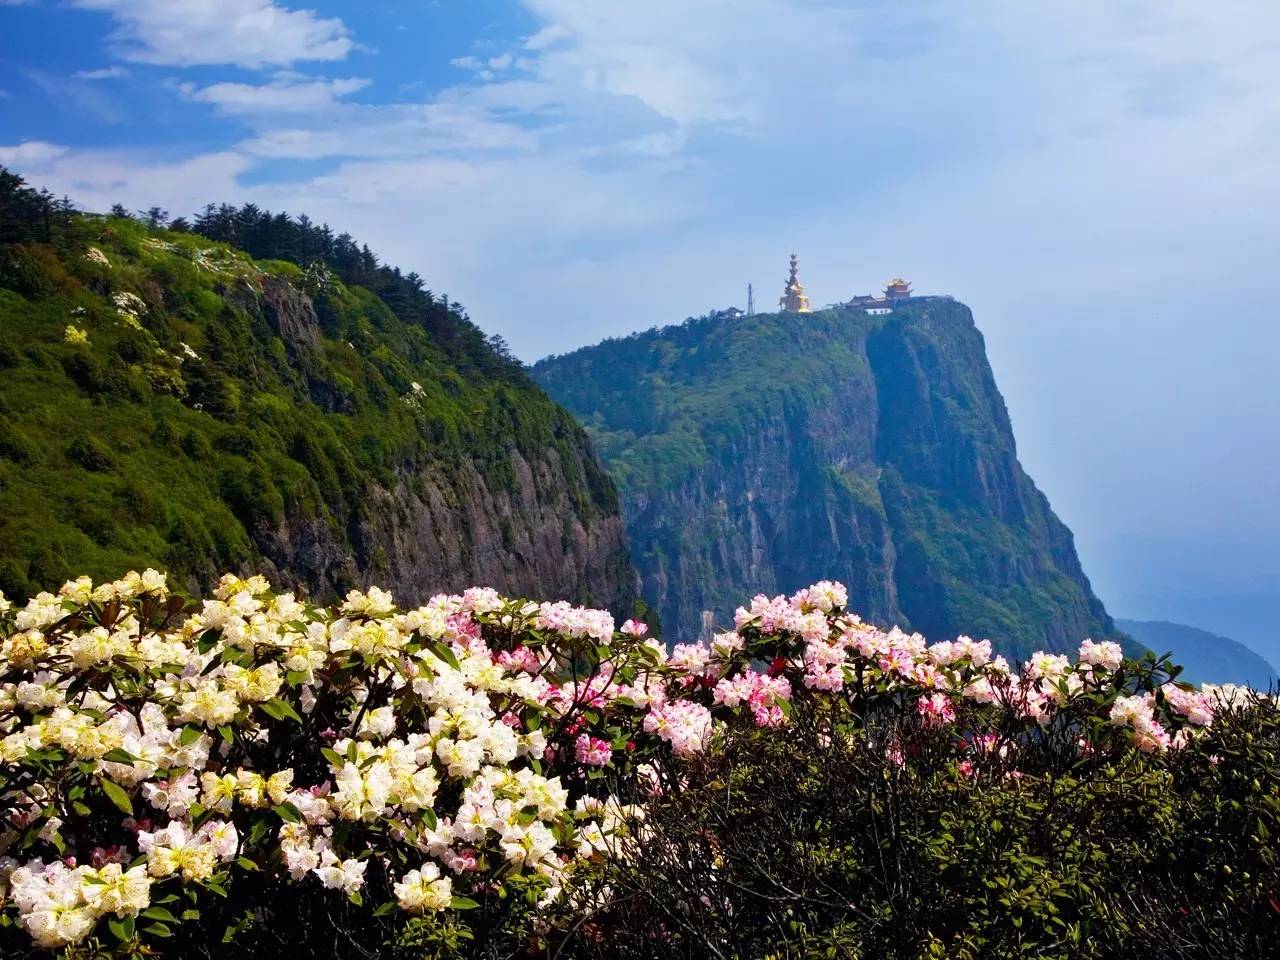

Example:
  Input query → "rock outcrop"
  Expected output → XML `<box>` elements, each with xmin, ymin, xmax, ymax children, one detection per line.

<box><xmin>253</xmin><ymin>435</ymin><xmax>635</xmax><ymax>610</ymax></box>
<box><xmin>534</xmin><ymin>298</ymin><xmax>1115</xmax><ymax>657</ymax></box>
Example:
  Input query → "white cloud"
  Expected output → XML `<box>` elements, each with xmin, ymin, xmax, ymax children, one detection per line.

<box><xmin>71</xmin><ymin>0</ymin><xmax>353</xmax><ymax>68</ymax></box>
<box><xmin>449</xmin><ymin>52</ymin><xmax>517</xmax><ymax>82</ymax></box>
<box><xmin>72</xmin><ymin>66</ymin><xmax>130</xmax><ymax>80</ymax></box>
<box><xmin>178</xmin><ymin>75</ymin><xmax>370</xmax><ymax>114</ymax></box>
<box><xmin>0</xmin><ymin>141</ymin><xmax>69</xmax><ymax>165</ymax></box>
<box><xmin>237</xmin><ymin>98</ymin><xmax>537</xmax><ymax>159</ymax></box>
<box><xmin>522</xmin><ymin>24</ymin><xmax>570</xmax><ymax>51</ymax></box>
<box><xmin>506</xmin><ymin>0</ymin><xmax>876</xmax><ymax>129</ymax></box>
<box><xmin>1</xmin><ymin>145</ymin><xmax>251</xmax><ymax>214</ymax></box>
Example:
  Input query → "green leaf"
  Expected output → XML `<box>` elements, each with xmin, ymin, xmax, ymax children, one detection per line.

<box><xmin>274</xmin><ymin>802</ymin><xmax>303</xmax><ymax>824</ymax></box>
<box><xmin>372</xmin><ymin>901</ymin><xmax>397</xmax><ymax>917</ymax></box>
<box><xmin>321</xmin><ymin>747</ymin><xmax>345</xmax><ymax>768</ymax></box>
<box><xmin>261</xmin><ymin>697</ymin><xmax>302</xmax><ymax>723</ymax></box>
<box><xmin>422</xmin><ymin>808</ymin><xmax>438</xmax><ymax>831</ymax></box>
<box><xmin>217</xmin><ymin>725</ymin><xmax>235</xmax><ymax>743</ymax></box>
<box><xmin>143</xmin><ymin>922</ymin><xmax>172</xmax><ymax>937</ymax></box>
<box><xmin>429</xmin><ymin>642</ymin><xmax>461</xmax><ymax>672</ymax></box>
<box><xmin>108</xmin><ymin>915</ymin><xmax>135</xmax><ymax>942</ymax></box>
<box><xmin>142</xmin><ymin>907</ymin><xmax>178</xmax><ymax>923</ymax></box>
<box><xmin>450</xmin><ymin>896</ymin><xmax>480</xmax><ymax>910</ymax></box>
<box><xmin>103</xmin><ymin>748</ymin><xmax>140</xmax><ymax>764</ymax></box>
<box><xmin>179</xmin><ymin>725</ymin><xmax>203</xmax><ymax>746</ymax></box>
<box><xmin>100</xmin><ymin>778</ymin><xmax>133</xmax><ymax>815</ymax></box>
<box><xmin>236</xmin><ymin>857</ymin><xmax>259</xmax><ymax>872</ymax></box>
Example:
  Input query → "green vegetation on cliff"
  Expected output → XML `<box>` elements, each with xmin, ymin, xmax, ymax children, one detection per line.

<box><xmin>535</xmin><ymin>300</ymin><xmax>1116</xmax><ymax>657</ymax></box>
<box><xmin>0</xmin><ymin>168</ymin><xmax>633</xmax><ymax>610</ymax></box>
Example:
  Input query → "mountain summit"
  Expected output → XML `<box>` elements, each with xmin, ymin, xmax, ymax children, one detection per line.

<box><xmin>534</xmin><ymin>294</ymin><xmax>1114</xmax><ymax>656</ymax></box>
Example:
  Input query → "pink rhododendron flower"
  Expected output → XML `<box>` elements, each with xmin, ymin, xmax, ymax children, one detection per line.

<box><xmin>1078</xmin><ymin>638</ymin><xmax>1123</xmax><ymax>671</ymax></box>
<box><xmin>1161</xmin><ymin>683</ymin><xmax>1215</xmax><ymax>727</ymax></box>
<box><xmin>574</xmin><ymin>735</ymin><xmax>612</xmax><ymax>767</ymax></box>
<box><xmin>916</xmin><ymin>693</ymin><xmax>956</xmax><ymax>727</ymax></box>
<box><xmin>643</xmin><ymin>701</ymin><xmax>713</xmax><ymax>757</ymax></box>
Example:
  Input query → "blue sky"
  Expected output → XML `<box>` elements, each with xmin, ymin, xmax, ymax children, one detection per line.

<box><xmin>2</xmin><ymin>0</ymin><xmax>1279</xmax><ymax>655</ymax></box>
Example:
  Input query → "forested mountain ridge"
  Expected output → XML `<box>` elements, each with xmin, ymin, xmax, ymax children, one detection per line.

<box><xmin>1116</xmin><ymin>619</ymin><xmax>1276</xmax><ymax>688</ymax></box>
<box><xmin>0</xmin><ymin>168</ymin><xmax>637</xmax><ymax>613</ymax></box>
<box><xmin>534</xmin><ymin>298</ymin><xmax>1117</xmax><ymax>657</ymax></box>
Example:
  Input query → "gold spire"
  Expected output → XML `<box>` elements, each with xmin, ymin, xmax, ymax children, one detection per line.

<box><xmin>779</xmin><ymin>253</ymin><xmax>811</xmax><ymax>313</ymax></box>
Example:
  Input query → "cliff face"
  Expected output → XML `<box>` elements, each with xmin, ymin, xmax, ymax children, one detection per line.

<box><xmin>0</xmin><ymin>210</ymin><xmax>636</xmax><ymax>613</ymax></box>
<box><xmin>533</xmin><ymin>299</ymin><xmax>1114</xmax><ymax>657</ymax></box>
<box><xmin>253</xmin><ymin>443</ymin><xmax>634</xmax><ymax>609</ymax></box>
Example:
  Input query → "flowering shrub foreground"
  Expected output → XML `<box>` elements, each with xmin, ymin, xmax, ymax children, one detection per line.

<box><xmin>0</xmin><ymin>570</ymin><xmax>1264</xmax><ymax>958</ymax></box>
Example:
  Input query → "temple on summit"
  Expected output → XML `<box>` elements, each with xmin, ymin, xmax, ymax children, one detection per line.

<box><xmin>707</xmin><ymin>257</ymin><xmax>918</xmax><ymax>319</ymax></box>
<box><xmin>779</xmin><ymin>254</ymin><xmax>812</xmax><ymax>313</ymax></box>
<box><xmin>885</xmin><ymin>278</ymin><xmax>912</xmax><ymax>300</ymax></box>
<box><xmin>841</xmin><ymin>277</ymin><xmax>917</xmax><ymax>313</ymax></box>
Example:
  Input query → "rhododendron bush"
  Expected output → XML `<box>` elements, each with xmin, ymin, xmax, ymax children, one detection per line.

<box><xmin>0</xmin><ymin>570</ymin><xmax>1273</xmax><ymax>959</ymax></box>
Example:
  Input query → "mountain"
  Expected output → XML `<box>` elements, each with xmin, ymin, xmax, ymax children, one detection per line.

<box><xmin>0</xmin><ymin>169</ymin><xmax>637</xmax><ymax>613</ymax></box>
<box><xmin>533</xmin><ymin>297</ymin><xmax>1115</xmax><ymax>657</ymax></box>
<box><xmin>1115</xmin><ymin>618</ymin><xmax>1276</xmax><ymax>688</ymax></box>
<box><xmin>1112</xmin><ymin>591</ymin><xmax>1280</xmax><ymax>670</ymax></box>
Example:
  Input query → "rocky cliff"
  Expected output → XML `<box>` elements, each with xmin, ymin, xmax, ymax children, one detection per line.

<box><xmin>533</xmin><ymin>298</ymin><xmax>1115</xmax><ymax>657</ymax></box>
<box><xmin>0</xmin><ymin>182</ymin><xmax>636</xmax><ymax>613</ymax></box>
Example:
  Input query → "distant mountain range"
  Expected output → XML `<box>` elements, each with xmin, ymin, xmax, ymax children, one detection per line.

<box><xmin>1115</xmin><ymin>618</ymin><xmax>1276</xmax><ymax>688</ymax></box>
<box><xmin>1113</xmin><ymin>592</ymin><xmax>1280</xmax><ymax>670</ymax></box>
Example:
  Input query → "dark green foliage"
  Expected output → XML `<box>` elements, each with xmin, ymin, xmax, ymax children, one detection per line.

<box><xmin>559</xmin><ymin>692</ymin><xmax>1280</xmax><ymax>960</ymax></box>
<box><xmin>0</xmin><ymin>166</ymin><xmax>618</xmax><ymax>605</ymax></box>
<box><xmin>187</xmin><ymin>201</ymin><xmax>518</xmax><ymax>382</ymax></box>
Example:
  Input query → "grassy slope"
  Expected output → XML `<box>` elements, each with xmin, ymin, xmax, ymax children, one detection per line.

<box><xmin>542</xmin><ymin>309</ymin><xmax>874</xmax><ymax>492</ymax></box>
<box><xmin>0</xmin><ymin>215</ymin><xmax>611</xmax><ymax>600</ymax></box>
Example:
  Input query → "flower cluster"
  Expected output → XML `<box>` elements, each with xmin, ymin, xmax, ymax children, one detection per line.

<box><xmin>0</xmin><ymin>572</ymin><xmax>673</xmax><ymax>951</ymax></box>
<box><xmin>0</xmin><ymin>569</ymin><xmax>1237</xmax><ymax>954</ymax></box>
<box><xmin>111</xmin><ymin>291</ymin><xmax>147</xmax><ymax>330</ymax></box>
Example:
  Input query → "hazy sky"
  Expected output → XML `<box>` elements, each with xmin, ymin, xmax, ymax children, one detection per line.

<box><xmin>2</xmin><ymin>0</ymin><xmax>1278</xmax><ymax>646</ymax></box>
